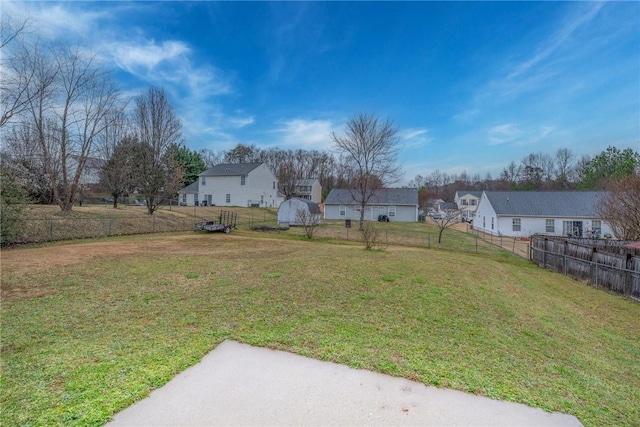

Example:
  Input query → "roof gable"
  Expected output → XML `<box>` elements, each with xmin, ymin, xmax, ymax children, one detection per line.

<box><xmin>483</xmin><ymin>191</ymin><xmax>606</xmax><ymax>217</ymax></box>
<box><xmin>325</xmin><ymin>188</ymin><xmax>418</xmax><ymax>206</ymax></box>
<box><xmin>199</xmin><ymin>163</ymin><xmax>263</xmax><ymax>177</ymax></box>
<box><xmin>456</xmin><ymin>190</ymin><xmax>482</xmax><ymax>199</ymax></box>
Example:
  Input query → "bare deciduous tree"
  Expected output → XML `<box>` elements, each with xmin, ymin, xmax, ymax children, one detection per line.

<box><xmin>332</xmin><ymin>113</ymin><xmax>401</xmax><ymax>230</ymax></box>
<box><xmin>22</xmin><ymin>44</ymin><xmax>122</xmax><ymax>211</ymax></box>
<box><xmin>295</xmin><ymin>208</ymin><xmax>318</xmax><ymax>239</ymax></box>
<box><xmin>0</xmin><ymin>15</ymin><xmax>33</xmax><ymax>128</ymax></box>
<box><xmin>596</xmin><ymin>174</ymin><xmax>640</xmax><ymax>240</ymax></box>
<box><xmin>432</xmin><ymin>207</ymin><xmax>463</xmax><ymax>244</ymax></box>
<box><xmin>555</xmin><ymin>148</ymin><xmax>574</xmax><ymax>189</ymax></box>
<box><xmin>131</xmin><ymin>87</ymin><xmax>184</xmax><ymax>214</ymax></box>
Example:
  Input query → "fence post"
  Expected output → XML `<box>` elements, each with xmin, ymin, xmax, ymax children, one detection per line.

<box><xmin>625</xmin><ymin>254</ymin><xmax>633</xmax><ymax>296</ymax></box>
<box><xmin>475</xmin><ymin>234</ymin><xmax>478</xmax><ymax>253</ymax></box>
<box><xmin>50</xmin><ymin>219</ymin><xmax>54</xmax><ymax>241</ymax></box>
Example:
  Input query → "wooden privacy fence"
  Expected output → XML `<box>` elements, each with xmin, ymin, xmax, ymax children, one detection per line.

<box><xmin>530</xmin><ymin>235</ymin><xmax>640</xmax><ymax>301</ymax></box>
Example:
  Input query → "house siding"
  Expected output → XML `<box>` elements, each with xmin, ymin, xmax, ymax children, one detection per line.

<box><xmin>198</xmin><ymin>164</ymin><xmax>279</xmax><ymax>207</ymax></box>
<box><xmin>324</xmin><ymin>204</ymin><xmax>417</xmax><ymax>222</ymax></box>
<box><xmin>473</xmin><ymin>191</ymin><xmax>615</xmax><ymax>238</ymax></box>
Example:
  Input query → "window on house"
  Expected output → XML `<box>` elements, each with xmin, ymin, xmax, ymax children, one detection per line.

<box><xmin>241</xmin><ymin>176</ymin><xmax>245</xmax><ymax>185</ymax></box>
<box><xmin>389</xmin><ymin>206</ymin><xmax>396</xmax><ymax>217</ymax></box>
<box><xmin>461</xmin><ymin>199</ymin><xmax>468</xmax><ymax>205</ymax></box>
<box><xmin>339</xmin><ymin>205</ymin><xmax>346</xmax><ymax>216</ymax></box>
<box><xmin>483</xmin><ymin>216</ymin><xmax>486</xmax><ymax>228</ymax></box>
<box><xmin>226</xmin><ymin>193</ymin><xmax>231</xmax><ymax>203</ymax></box>
<box><xmin>491</xmin><ymin>217</ymin><xmax>494</xmax><ymax>230</ymax></box>
<box><xmin>470</xmin><ymin>199</ymin><xmax>477</xmax><ymax>206</ymax></box>
<box><xmin>513</xmin><ymin>218</ymin><xmax>521</xmax><ymax>232</ymax></box>
<box><xmin>182</xmin><ymin>194</ymin><xmax>186</xmax><ymax>203</ymax></box>
<box><xmin>592</xmin><ymin>220</ymin><xmax>602</xmax><ymax>235</ymax></box>
<box><xmin>546</xmin><ymin>219</ymin><xmax>555</xmax><ymax>233</ymax></box>
<box><xmin>273</xmin><ymin>181</ymin><xmax>276</xmax><ymax>189</ymax></box>
<box><xmin>201</xmin><ymin>176</ymin><xmax>206</xmax><ymax>185</ymax></box>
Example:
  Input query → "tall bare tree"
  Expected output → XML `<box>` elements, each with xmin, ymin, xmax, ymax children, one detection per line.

<box><xmin>332</xmin><ymin>113</ymin><xmax>401</xmax><ymax>230</ymax></box>
<box><xmin>131</xmin><ymin>87</ymin><xmax>184</xmax><ymax>214</ymax></box>
<box><xmin>596</xmin><ymin>174</ymin><xmax>640</xmax><ymax>240</ymax></box>
<box><xmin>555</xmin><ymin>148</ymin><xmax>575</xmax><ymax>189</ymax></box>
<box><xmin>22</xmin><ymin>44</ymin><xmax>122</xmax><ymax>211</ymax></box>
<box><xmin>0</xmin><ymin>15</ymin><xmax>33</xmax><ymax>128</ymax></box>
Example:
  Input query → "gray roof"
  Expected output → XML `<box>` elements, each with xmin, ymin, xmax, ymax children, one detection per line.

<box><xmin>440</xmin><ymin>201</ymin><xmax>458</xmax><ymax>210</ymax></box>
<box><xmin>483</xmin><ymin>191</ymin><xmax>606</xmax><ymax>217</ymax></box>
<box><xmin>296</xmin><ymin>178</ymin><xmax>319</xmax><ymax>186</ymax></box>
<box><xmin>325</xmin><ymin>188</ymin><xmax>418</xmax><ymax>206</ymax></box>
<box><xmin>456</xmin><ymin>190</ymin><xmax>482</xmax><ymax>199</ymax></box>
<box><xmin>178</xmin><ymin>181</ymin><xmax>199</xmax><ymax>194</ymax></box>
<box><xmin>199</xmin><ymin>163</ymin><xmax>262</xmax><ymax>177</ymax></box>
<box><xmin>290</xmin><ymin>198</ymin><xmax>321</xmax><ymax>214</ymax></box>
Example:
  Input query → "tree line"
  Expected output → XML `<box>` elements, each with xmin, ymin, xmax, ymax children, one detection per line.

<box><xmin>1</xmin><ymin>16</ymin><xmax>638</xmax><ymax>243</ymax></box>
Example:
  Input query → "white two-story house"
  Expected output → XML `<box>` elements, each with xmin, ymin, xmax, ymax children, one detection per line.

<box><xmin>177</xmin><ymin>163</ymin><xmax>279</xmax><ymax>207</ymax></box>
<box><xmin>293</xmin><ymin>179</ymin><xmax>322</xmax><ymax>203</ymax></box>
<box><xmin>454</xmin><ymin>191</ymin><xmax>482</xmax><ymax>221</ymax></box>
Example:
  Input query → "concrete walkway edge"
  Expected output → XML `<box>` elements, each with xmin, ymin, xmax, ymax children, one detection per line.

<box><xmin>107</xmin><ymin>340</ymin><xmax>582</xmax><ymax>426</ymax></box>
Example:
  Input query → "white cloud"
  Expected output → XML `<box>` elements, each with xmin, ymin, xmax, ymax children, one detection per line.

<box><xmin>488</xmin><ymin>123</ymin><xmax>522</xmax><ymax>146</ymax></box>
<box><xmin>276</xmin><ymin>119</ymin><xmax>335</xmax><ymax>149</ymax></box>
<box><xmin>487</xmin><ymin>123</ymin><xmax>554</xmax><ymax>146</ymax></box>
<box><xmin>401</xmin><ymin>128</ymin><xmax>431</xmax><ymax>148</ymax></box>
<box><xmin>110</xmin><ymin>40</ymin><xmax>190</xmax><ymax>74</ymax></box>
<box><xmin>507</xmin><ymin>2</ymin><xmax>604</xmax><ymax>81</ymax></box>
<box><xmin>2</xmin><ymin>1</ymin><xmax>108</xmax><ymax>41</ymax></box>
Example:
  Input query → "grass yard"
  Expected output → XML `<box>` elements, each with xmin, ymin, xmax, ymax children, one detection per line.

<box><xmin>1</xmin><ymin>232</ymin><xmax>639</xmax><ymax>426</ymax></box>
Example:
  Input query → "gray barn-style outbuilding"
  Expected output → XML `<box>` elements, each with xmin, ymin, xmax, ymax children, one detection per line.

<box><xmin>278</xmin><ymin>198</ymin><xmax>321</xmax><ymax>226</ymax></box>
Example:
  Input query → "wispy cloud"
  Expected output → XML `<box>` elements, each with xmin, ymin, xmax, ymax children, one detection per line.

<box><xmin>507</xmin><ymin>2</ymin><xmax>604</xmax><ymax>81</ymax></box>
<box><xmin>400</xmin><ymin>128</ymin><xmax>431</xmax><ymax>148</ymax></box>
<box><xmin>275</xmin><ymin>119</ymin><xmax>334</xmax><ymax>149</ymax></box>
<box><xmin>2</xmin><ymin>1</ymin><xmax>109</xmax><ymax>41</ymax></box>
<box><xmin>488</xmin><ymin>2</ymin><xmax>604</xmax><ymax>101</ymax></box>
<box><xmin>487</xmin><ymin>123</ymin><xmax>554</xmax><ymax>146</ymax></box>
<box><xmin>488</xmin><ymin>123</ymin><xmax>522</xmax><ymax>146</ymax></box>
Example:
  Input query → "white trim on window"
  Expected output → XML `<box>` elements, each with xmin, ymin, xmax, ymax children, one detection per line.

<box><xmin>546</xmin><ymin>219</ymin><xmax>554</xmax><ymax>233</ymax></box>
<box><xmin>513</xmin><ymin>218</ymin><xmax>521</xmax><ymax>232</ymax></box>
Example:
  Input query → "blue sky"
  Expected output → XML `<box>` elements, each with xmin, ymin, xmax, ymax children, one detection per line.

<box><xmin>5</xmin><ymin>1</ymin><xmax>639</xmax><ymax>183</ymax></box>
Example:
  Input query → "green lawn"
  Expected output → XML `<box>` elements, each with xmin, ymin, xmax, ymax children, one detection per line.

<box><xmin>1</xmin><ymin>232</ymin><xmax>638</xmax><ymax>426</ymax></box>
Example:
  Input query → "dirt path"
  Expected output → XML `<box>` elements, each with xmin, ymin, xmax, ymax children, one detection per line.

<box><xmin>450</xmin><ymin>222</ymin><xmax>531</xmax><ymax>258</ymax></box>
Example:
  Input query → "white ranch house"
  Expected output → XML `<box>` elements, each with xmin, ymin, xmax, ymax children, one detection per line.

<box><xmin>324</xmin><ymin>188</ymin><xmax>419</xmax><ymax>222</ymax></box>
<box><xmin>472</xmin><ymin>191</ymin><xmax>614</xmax><ymax>238</ymax></box>
<box><xmin>177</xmin><ymin>163</ymin><xmax>280</xmax><ymax>207</ymax></box>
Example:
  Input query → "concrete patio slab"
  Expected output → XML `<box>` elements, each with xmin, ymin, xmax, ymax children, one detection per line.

<box><xmin>107</xmin><ymin>340</ymin><xmax>582</xmax><ymax>426</ymax></box>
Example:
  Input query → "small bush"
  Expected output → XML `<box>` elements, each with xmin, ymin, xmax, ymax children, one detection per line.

<box><xmin>361</xmin><ymin>222</ymin><xmax>379</xmax><ymax>250</ymax></box>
